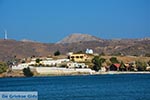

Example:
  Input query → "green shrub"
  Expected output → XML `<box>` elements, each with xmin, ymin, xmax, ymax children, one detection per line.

<box><xmin>23</xmin><ymin>67</ymin><xmax>33</xmax><ymax>77</ymax></box>
<box><xmin>135</xmin><ymin>61</ymin><xmax>147</xmax><ymax>71</ymax></box>
<box><xmin>109</xmin><ymin>57</ymin><xmax>119</xmax><ymax>64</ymax></box>
<box><xmin>36</xmin><ymin>58</ymin><xmax>42</xmax><ymax>63</ymax></box>
<box><xmin>92</xmin><ymin>56</ymin><xmax>106</xmax><ymax>71</ymax></box>
<box><xmin>54</xmin><ymin>50</ymin><xmax>60</xmax><ymax>56</ymax></box>
<box><xmin>0</xmin><ymin>62</ymin><xmax>8</xmax><ymax>74</ymax></box>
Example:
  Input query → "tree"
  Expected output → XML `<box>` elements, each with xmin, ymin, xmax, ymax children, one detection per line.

<box><xmin>119</xmin><ymin>61</ymin><xmax>125</xmax><ymax>71</ymax></box>
<box><xmin>54</xmin><ymin>50</ymin><xmax>60</xmax><ymax>56</ymax></box>
<box><xmin>23</xmin><ymin>67</ymin><xmax>33</xmax><ymax>77</ymax></box>
<box><xmin>135</xmin><ymin>61</ymin><xmax>147</xmax><ymax>71</ymax></box>
<box><xmin>109</xmin><ymin>57</ymin><xmax>119</xmax><ymax>64</ymax></box>
<box><xmin>92</xmin><ymin>56</ymin><xmax>106</xmax><ymax>71</ymax></box>
<box><xmin>0</xmin><ymin>62</ymin><xmax>8</xmax><ymax>74</ymax></box>
<box><xmin>105</xmin><ymin>60</ymin><xmax>111</xmax><ymax>71</ymax></box>
<box><xmin>35</xmin><ymin>58</ymin><xmax>41</xmax><ymax>63</ymax></box>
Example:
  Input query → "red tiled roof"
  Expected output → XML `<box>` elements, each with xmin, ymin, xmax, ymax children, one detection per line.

<box><xmin>113</xmin><ymin>64</ymin><xmax>120</xmax><ymax>68</ymax></box>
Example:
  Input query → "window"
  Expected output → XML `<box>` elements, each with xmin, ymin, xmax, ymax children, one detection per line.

<box><xmin>76</xmin><ymin>56</ymin><xmax>79</xmax><ymax>58</ymax></box>
<box><xmin>80</xmin><ymin>56</ymin><xmax>83</xmax><ymax>58</ymax></box>
<box><xmin>71</xmin><ymin>56</ymin><xmax>74</xmax><ymax>58</ymax></box>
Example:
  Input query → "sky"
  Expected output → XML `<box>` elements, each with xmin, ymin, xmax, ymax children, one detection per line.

<box><xmin>0</xmin><ymin>0</ymin><xmax>149</xmax><ymax>43</ymax></box>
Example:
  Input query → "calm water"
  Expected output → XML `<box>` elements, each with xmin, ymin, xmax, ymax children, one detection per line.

<box><xmin>0</xmin><ymin>74</ymin><xmax>150</xmax><ymax>100</ymax></box>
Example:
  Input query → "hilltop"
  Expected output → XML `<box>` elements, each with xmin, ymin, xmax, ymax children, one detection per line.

<box><xmin>57</xmin><ymin>33</ymin><xmax>103</xmax><ymax>44</ymax></box>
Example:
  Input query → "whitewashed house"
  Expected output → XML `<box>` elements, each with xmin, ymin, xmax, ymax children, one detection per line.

<box><xmin>12</xmin><ymin>63</ymin><xmax>34</xmax><ymax>70</ymax></box>
<box><xmin>41</xmin><ymin>59</ymin><xmax>70</xmax><ymax>66</ymax></box>
<box><xmin>67</xmin><ymin>62</ymin><xmax>88</xmax><ymax>68</ymax></box>
<box><xmin>86</xmin><ymin>48</ymin><xmax>93</xmax><ymax>54</ymax></box>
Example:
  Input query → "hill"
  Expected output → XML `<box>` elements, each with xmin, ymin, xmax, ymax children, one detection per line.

<box><xmin>57</xmin><ymin>33</ymin><xmax>103</xmax><ymax>44</ymax></box>
<box><xmin>0</xmin><ymin>39</ymin><xmax>55</xmax><ymax>62</ymax></box>
<box><xmin>0</xmin><ymin>34</ymin><xmax>150</xmax><ymax>62</ymax></box>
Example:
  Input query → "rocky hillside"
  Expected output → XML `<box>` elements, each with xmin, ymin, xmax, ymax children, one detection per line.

<box><xmin>0</xmin><ymin>34</ymin><xmax>150</xmax><ymax>62</ymax></box>
<box><xmin>57</xmin><ymin>33</ymin><xmax>103</xmax><ymax>44</ymax></box>
<box><xmin>0</xmin><ymin>39</ymin><xmax>55</xmax><ymax>62</ymax></box>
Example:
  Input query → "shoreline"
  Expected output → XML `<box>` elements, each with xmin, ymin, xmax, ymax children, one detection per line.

<box><xmin>98</xmin><ymin>71</ymin><xmax>150</xmax><ymax>75</ymax></box>
<box><xmin>1</xmin><ymin>71</ymin><xmax>150</xmax><ymax>78</ymax></box>
<box><xmin>34</xmin><ymin>71</ymin><xmax>150</xmax><ymax>77</ymax></box>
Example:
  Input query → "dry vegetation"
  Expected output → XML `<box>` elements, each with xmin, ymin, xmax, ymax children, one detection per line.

<box><xmin>101</xmin><ymin>56</ymin><xmax>150</xmax><ymax>63</ymax></box>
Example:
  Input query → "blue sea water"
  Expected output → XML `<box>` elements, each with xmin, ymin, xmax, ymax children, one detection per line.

<box><xmin>0</xmin><ymin>74</ymin><xmax>150</xmax><ymax>100</ymax></box>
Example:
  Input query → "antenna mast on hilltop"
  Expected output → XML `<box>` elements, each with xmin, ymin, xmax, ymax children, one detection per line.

<box><xmin>4</xmin><ymin>30</ymin><xmax>8</xmax><ymax>40</ymax></box>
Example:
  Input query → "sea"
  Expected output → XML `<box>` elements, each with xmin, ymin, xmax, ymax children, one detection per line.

<box><xmin>0</xmin><ymin>74</ymin><xmax>150</xmax><ymax>100</ymax></box>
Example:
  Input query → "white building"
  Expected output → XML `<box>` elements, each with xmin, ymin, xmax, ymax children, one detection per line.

<box><xmin>12</xmin><ymin>58</ymin><xmax>70</xmax><ymax>70</ymax></box>
<box><xmin>67</xmin><ymin>62</ymin><xmax>88</xmax><ymax>68</ymax></box>
<box><xmin>41</xmin><ymin>59</ymin><xmax>69</xmax><ymax>66</ymax></box>
<box><xmin>85</xmin><ymin>48</ymin><xmax>93</xmax><ymax>54</ymax></box>
<box><xmin>12</xmin><ymin>63</ymin><xmax>33</xmax><ymax>70</ymax></box>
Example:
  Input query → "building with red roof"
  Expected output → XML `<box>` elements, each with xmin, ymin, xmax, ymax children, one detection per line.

<box><xmin>109</xmin><ymin>63</ymin><xmax>121</xmax><ymax>71</ymax></box>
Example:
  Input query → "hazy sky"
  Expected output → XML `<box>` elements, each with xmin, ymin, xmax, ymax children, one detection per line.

<box><xmin>0</xmin><ymin>0</ymin><xmax>149</xmax><ymax>43</ymax></box>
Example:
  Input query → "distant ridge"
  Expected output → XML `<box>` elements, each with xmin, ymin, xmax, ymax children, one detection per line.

<box><xmin>57</xmin><ymin>33</ymin><xmax>103</xmax><ymax>44</ymax></box>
